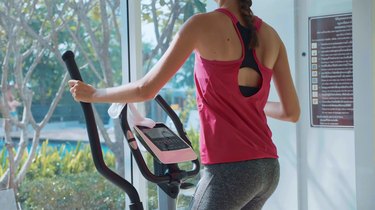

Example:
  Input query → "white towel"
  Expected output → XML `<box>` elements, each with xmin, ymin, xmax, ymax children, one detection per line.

<box><xmin>108</xmin><ymin>103</ymin><xmax>156</xmax><ymax>128</ymax></box>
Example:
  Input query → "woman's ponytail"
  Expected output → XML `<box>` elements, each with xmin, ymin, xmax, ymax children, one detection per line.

<box><xmin>239</xmin><ymin>0</ymin><xmax>258</xmax><ymax>48</ymax></box>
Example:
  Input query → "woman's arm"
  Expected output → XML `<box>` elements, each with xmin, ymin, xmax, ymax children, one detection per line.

<box><xmin>69</xmin><ymin>15</ymin><xmax>201</xmax><ymax>104</ymax></box>
<box><xmin>264</xmin><ymin>41</ymin><xmax>300</xmax><ymax>122</ymax></box>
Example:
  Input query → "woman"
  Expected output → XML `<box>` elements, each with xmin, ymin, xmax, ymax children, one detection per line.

<box><xmin>69</xmin><ymin>0</ymin><xmax>300</xmax><ymax>209</ymax></box>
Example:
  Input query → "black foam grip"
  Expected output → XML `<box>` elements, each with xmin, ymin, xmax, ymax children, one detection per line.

<box><xmin>62</xmin><ymin>50</ymin><xmax>83</xmax><ymax>81</ymax></box>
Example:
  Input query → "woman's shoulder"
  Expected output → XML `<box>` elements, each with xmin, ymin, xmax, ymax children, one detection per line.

<box><xmin>255</xmin><ymin>19</ymin><xmax>284</xmax><ymax>69</ymax></box>
<box><xmin>257</xmin><ymin>19</ymin><xmax>283</xmax><ymax>45</ymax></box>
<box><xmin>181</xmin><ymin>13</ymin><xmax>207</xmax><ymax>30</ymax></box>
<box><xmin>180</xmin><ymin>12</ymin><xmax>222</xmax><ymax>36</ymax></box>
<box><xmin>187</xmin><ymin>11</ymin><xmax>236</xmax><ymax>35</ymax></box>
<box><xmin>257</xmin><ymin>19</ymin><xmax>278</xmax><ymax>36</ymax></box>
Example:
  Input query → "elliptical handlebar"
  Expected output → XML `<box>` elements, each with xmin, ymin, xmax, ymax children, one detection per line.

<box><xmin>62</xmin><ymin>50</ymin><xmax>143</xmax><ymax>210</ymax></box>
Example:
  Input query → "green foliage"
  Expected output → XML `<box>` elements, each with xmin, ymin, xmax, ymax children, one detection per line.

<box><xmin>2</xmin><ymin>140</ymin><xmax>123</xmax><ymax>209</ymax></box>
<box><xmin>183</xmin><ymin>0</ymin><xmax>208</xmax><ymax>21</ymax></box>
<box><xmin>179</xmin><ymin>89</ymin><xmax>197</xmax><ymax>123</ymax></box>
<box><xmin>25</xmin><ymin>140</ymin><xmax>104</xmax><ymax>180</ymax></box>
<box><xmin>0</xmin><ymin>147</ymin><xmax>8</xmax><ymax>176</ymax></box>
<box><xmin>194</xmin><ymin>0</ymin><xmax>207</xmax><ymax>13</ymax></box>
<box><xmin>18</xmin><ymin>172</ymin><xmax>125</xmax><ymax>210</ymax></box>
<box><xmin>187</xmin><ymin>128</ymin><xmax>200</xmax><ymax>156</ymax></box>
<box><xmin>177</xmin><ymin>194</ymin><xmax>193</xmax><ymax>209</ymax></box>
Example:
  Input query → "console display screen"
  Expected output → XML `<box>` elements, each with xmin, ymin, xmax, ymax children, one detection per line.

<box><xmin>140</xmin><ymin>126</ymin><xmax>176</xmax><ymax>139</ymax></box>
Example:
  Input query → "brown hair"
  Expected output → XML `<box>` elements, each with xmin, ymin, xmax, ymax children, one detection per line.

<box><xmin>239</xmin><ymin>0</ymin><xmax>258</xmax><ymax>48</ymax></box>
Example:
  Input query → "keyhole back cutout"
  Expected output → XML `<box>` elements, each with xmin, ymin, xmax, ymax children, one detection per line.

<box><xmin>238</xmin><ymin>67</ymin><xmax>262</xmax><ymax>97</ymax></box>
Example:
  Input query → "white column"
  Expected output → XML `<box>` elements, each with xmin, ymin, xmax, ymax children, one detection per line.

<box><xmin>353</xmin><ymin>0</ymin><xmax>375</xmax><ymax>209</ymax></box>
<box><xmin>120</xmin><ymin>1</ymin><xmax>147</xmax><ymax>210</ymax></box>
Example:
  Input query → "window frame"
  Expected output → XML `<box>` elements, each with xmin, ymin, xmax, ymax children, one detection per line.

<box><xmin>120</xmin><ymin>1</ymin><xmax>148</xmax><ymax>209</ymax></box>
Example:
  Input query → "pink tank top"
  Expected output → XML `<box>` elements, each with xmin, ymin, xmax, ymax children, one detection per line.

<box><xmin>194</xmin><ymin>8</ymin><xmax>278</xmax><ymax>165</ymax></box>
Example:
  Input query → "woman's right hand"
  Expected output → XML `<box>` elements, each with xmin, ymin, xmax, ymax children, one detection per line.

<box><xmin>68</xmin><ymin>80</ymin><xmax>97</xmax><ymax>103</ymax></box>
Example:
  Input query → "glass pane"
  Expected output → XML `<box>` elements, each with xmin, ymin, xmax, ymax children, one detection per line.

<box><xmin>0</xmin><ymin>0</ymin><xmax>125</xmax><ymax>209</ymax></box>
<box><xmin>140</xmin><ymin>0</ymin><xmax>206</xmax><ymax>209</ymax></box>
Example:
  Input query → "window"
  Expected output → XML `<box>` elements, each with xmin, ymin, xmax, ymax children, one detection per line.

<box><xmin>0</xmin><ymin>1</ymin><xmax>125</xmax><ymax>208</ymax></box>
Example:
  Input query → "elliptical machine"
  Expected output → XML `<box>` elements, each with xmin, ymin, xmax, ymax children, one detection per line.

<box><xmin>62</xmin><ymin>51</ymin><xmax>200</xmax><ymax>210</ymax></box>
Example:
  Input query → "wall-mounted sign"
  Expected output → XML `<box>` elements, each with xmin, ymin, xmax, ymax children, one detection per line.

<box><xmin>309</xmin><ymin>13</ymin><xmax>353</xmax><ymax>128</ymax></box>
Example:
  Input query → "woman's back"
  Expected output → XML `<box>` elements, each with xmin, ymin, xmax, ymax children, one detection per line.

<box><xmin>194</xmin><ymin>10</ymin><xmax>281</xmax><ymax>72</ymax></box>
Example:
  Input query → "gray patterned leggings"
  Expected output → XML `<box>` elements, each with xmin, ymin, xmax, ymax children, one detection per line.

<box><xmin>189</xmin><ymin>158</ymin><xmax>280</xmax><ymax>210</ymax></box>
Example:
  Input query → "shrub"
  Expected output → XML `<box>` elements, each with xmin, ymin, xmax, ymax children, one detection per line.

<box><xmin>13</xmin><ymin>140</ymin><xmax>124</xmax><ymax>209</ymax></box>
<box><xmin>0</xmin><ymin>146</ymin><xmax>8</xmax><ymax>176</ymax></box>
<box><xmin>18</xmin><ymin>172</ymin><xmax>125</xmax><ymax>210</ymax></box>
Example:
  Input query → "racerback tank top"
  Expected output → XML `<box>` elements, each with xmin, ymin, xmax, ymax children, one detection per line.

<box><xmin>194</xmin><ymin>8</ymin><xmax>278</xmax><ymax>164</ymax></box>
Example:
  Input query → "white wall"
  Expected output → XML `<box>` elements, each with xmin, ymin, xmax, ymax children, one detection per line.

<box><xmin>295</xmin><ymin>0</ymin><xmax>357</xmax><ymax>210</ymax></box>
